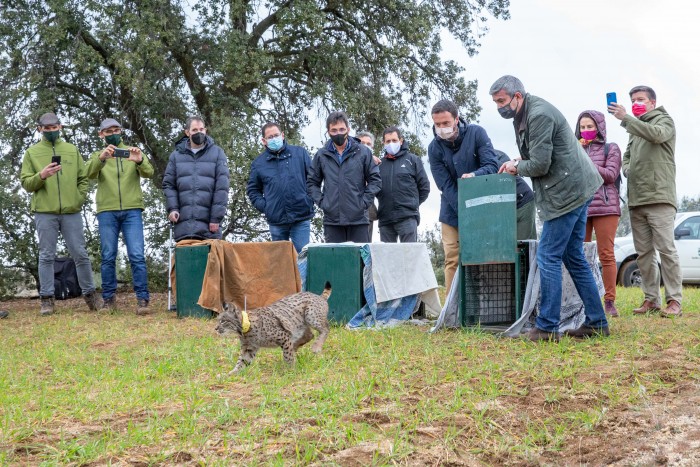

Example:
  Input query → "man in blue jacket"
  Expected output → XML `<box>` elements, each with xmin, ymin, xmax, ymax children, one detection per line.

<box><xmin>428</xmin><ymin>100</ymin><xmax>500</xmax><ymax>293</ymax></box>
<box><xmin>247</xmin><ymin>122</ymin><xmax>315</xmax><ymax>253</ymax></box>
<box><xmin>307</xmin><ymin>111</ymin><xmax>382</xmax><ymax>243</ymax></box>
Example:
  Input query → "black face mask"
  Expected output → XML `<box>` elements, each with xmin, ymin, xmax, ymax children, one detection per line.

<box><xmin>498</xmin><ymin>96</ymin><xmax>517</xmax><ymax>119</ymax></box>
<box><xmin>191</xmin><ymin>132</ymin><xmax>206</xmax><ymax>145</ymax></box>
<box><xmin>330</xmin><ymin>133</ymin><xmax>347</xmax><ymax>146</ymax></box>
<box><xmin>43</xmin><ymin>130</ymin><xmax>60</xmax><ymax>144</ymax></box>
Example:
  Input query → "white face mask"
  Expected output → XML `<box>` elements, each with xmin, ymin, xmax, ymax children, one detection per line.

<box><xmin>384</xmin><ymin>142</ymin><xmax>401</xmax><ymax>155</ymax></box>
<box><xmin>436</xmin><ymin>126</ymin><xmax>456</xmax><ymax>140</ymax></box>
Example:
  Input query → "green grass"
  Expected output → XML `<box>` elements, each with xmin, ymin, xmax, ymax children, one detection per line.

<box><xmin>0</xmin><ymin>287</ymin><xmax>699</xmax><ymax>465</ymax></box>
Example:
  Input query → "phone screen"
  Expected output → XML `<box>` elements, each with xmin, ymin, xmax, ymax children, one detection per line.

<box><xmin>51</xmin><ymin>155</ymin><xmax>61</xmax><ymax>165</ymax></box>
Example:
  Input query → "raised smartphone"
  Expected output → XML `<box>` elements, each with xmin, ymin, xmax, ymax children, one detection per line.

<box><xmin>51</xmin><ymin>155</ymin><xmax>61</xmax><ymax>165</ymax></box>
<box><xmin>606</xmin><ymin>92</ymin><xmax>617</xmax><ymax>107</ymax></box>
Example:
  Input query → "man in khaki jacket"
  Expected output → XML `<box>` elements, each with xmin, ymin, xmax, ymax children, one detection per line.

<box><xmin>609</xmin><ymin>86</ymin><xmax>682</xmax><ymax>317</ymax></box>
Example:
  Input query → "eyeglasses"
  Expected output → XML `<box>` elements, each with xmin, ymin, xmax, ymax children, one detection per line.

<box><xmin>102</xmin><ymin>128</ymin><xmax>122</xmax><ymax>135</ymax></box>
<box><xmin>328</xmin><ymin>129</ymin><xmax>348</xmax><ymax>136</ymax></box>
<box><xmin>265</xmin><ymin>133</ymin><xmax>282</xmax><ymax>139</ymax></box>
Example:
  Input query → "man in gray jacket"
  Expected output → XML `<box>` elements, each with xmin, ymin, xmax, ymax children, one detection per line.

<box><xmin>163</xmin><ymin>116</ymin><xmax>230</xmax><ymax>241</ymax></box>
<box><xmin>609</xmin><ymin>86</ymin><xmax>682</xmax><ymax>317</ymax></box>
<box><xmin>491</xmin><ymin>75</ymin><xmax>607</xmax><ymax>341</ymax></box>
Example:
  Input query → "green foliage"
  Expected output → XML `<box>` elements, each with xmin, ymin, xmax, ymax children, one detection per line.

<box><xmin>0</xmin><ymin>0</ymin><xmax>510</xmax><ymax>291</ymax></box>
<box><xmin>679</xmin><ymin>194</ymin><xmax>700</xmax><ymax>212</ymax></box>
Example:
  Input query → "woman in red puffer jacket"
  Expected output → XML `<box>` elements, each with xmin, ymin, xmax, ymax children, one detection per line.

<box><xmin>575</xmin><ymin>110</ymin><xmax>622</xmax><ymax>317</ymax></box>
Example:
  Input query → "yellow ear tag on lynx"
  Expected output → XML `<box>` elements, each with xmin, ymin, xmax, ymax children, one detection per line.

<box><xmin>241</xmin><ymin>310</ymin><xmax>251</xmax><ymax>334</ymax></box>
<box><xmin>241</xmin><ymin>296</ymin><xmax>250</xmax><ymax>334</ymax></box>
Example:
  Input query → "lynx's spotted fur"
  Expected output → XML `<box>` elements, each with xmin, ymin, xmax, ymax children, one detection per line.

<box><xmin>215</xmin><ymin>283</ymin><xmax>331</xmax><ymax>372</ymax></box>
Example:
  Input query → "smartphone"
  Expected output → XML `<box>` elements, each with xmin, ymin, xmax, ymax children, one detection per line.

<box><xmin>51</xmin><ymin>155</ymin><xmax>61</xmax><ymax>165</ymax></box>
<box><xmin>113</xmin><ymin>148</ymin><xmax>130</xmax><ymax>158</ymax></box>
<box><xmin>606</xmin><ymin>92</ymin><xmax>617</xmax><ymax>107</ymax></box>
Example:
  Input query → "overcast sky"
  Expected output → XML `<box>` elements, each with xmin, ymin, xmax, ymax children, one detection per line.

<box><xmin>305</xmin><ymin>0</ymin><xmax>699</xmax><ymax>236</ymax></box>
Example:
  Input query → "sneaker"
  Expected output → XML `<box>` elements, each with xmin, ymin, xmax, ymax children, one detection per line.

<box><xmin>660</xmin><ymin>300</ymin><xmax>682</xmax><ymax>318</ymax></box>
<box><xmin>632</xmin><ymin>300</ymin><xmax>660</xmax><ymax>315</ymax></box>
<box><xmin>604</xmin><ymin>300</ymin><xmax>619</xmax><ymax>318</ymax></box>
<box><xmin>40</xmin><ymin>296</ymin><xmax>55</xmax><ymax>316</ymax></box>
<box><xmin>565</xmin><ymin>325</ymin><xmax>610</xmax><ymax>339</ymax></box>
<box><xmin>0</xmin><ymin>310</ymin><xmax>8</xmax><ymax>319</ymax></box>
<box><xmin>522</xmin><ymin>327</ymin><xmax>560</xmax><ymax>342</ymax></box>
<box><xmin>83</xmin><ymin>292</ymin><xmax>103</xmax><ymax>312</ymax></box>
<box><xmin>102</xmin><ymin>297</ymin><xmax>117</xmax><ymax>311</ymax></box>
<box><xmin>136</xmin><ymin>298</ymin><xmax>151</xmax><ymax>316</ymax></box>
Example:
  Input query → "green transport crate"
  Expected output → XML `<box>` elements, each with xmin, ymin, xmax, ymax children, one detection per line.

<box><xmin>305</xmin><ymin>245</ymin><xmax>365</xmax><ymax>325</ymax></box>
<box><xmin>457</xmin><ymin>174</ymin><xmax>521</xmax><ymax>329</ymax></box>
<box><xmin>175</xmin><ymin>245</ymin><xmax>213</xmax><ymax>319</ymax></box>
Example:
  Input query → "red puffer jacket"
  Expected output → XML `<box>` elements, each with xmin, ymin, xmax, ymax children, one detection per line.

<box><xmin>575</xmin><ymin>110</ymin><xmax>622</xmax><ymax>217</ymax></box>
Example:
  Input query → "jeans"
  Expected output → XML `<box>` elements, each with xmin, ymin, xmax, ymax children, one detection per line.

<box><xmin>269</xmin><ymin>220</ymin><xmax>311</xmax><ymax>254</ymax></box>
<box><xmin>97</xmin><ymin>209</ymin><xmax>149</xmax><ymax>301</ymax></box>
<box><xmin>35</xmin><ymin>212</ymin><xmax>95</xmax><ymax>297</ymax></box>
<box><xmin>536</xmin><ymin>200</ymin><xmax>607</xmax><ymax>332</ymax></box>
<box><xmin>379</xmin><ymin>218</ymin><xmax>418</xmax><ymax>243</ymax></box>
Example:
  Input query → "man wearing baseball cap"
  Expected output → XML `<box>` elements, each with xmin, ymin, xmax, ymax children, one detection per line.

<box><xmin>86</xmin><ymin>118</ymin><xmax>154</xmax><ymax>314</ymax></box>
<box><xmin>20</xmin><ymin>112</ymin><xmax>101</xmax><ymax>315</ymax></box>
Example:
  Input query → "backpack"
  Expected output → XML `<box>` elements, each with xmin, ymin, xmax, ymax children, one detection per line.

<box><xmin>603</xmin><ymin>143</ymin><xmax>624</xmax><ymax>201</ymax></box>
<box><xmin>53</xmin><ymin>257</ymin><xmax>81</xmax><ymax>300</ymax></box>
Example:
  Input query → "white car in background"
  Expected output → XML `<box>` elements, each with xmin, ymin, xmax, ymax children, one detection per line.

<box><xmin>615</xmin><ymin>211</ymin><xmax>700</xmax><ymax>287</ymax></box>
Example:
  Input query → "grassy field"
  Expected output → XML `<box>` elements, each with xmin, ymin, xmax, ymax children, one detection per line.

<box><xmin>1</xmin><ymin>287</ymin><xmax>699</xmax><ymax>466</ymax></box>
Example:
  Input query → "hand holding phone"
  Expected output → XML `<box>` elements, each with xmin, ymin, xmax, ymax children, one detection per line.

<box><xmin>606</xmin><ymin>92</ymin><xmax>617</xmax><ymax>113</ymax></box>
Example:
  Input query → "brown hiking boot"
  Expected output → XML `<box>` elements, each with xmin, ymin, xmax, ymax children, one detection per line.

<box><xmin>632</xmin><ymin>300</ymin><xmax>660</xmax><ymax>315</ymax></box>
<box><xmin>660</xmin><ymin>300</ymin><xmax>682</xmax><ymax>318</ymax></box>
<box><xmin>604</xmin><ymin>300</ymin><xmax>619</xmax><ymax>317</ymax></box>
<box><xmin>522</xmin><ymin>327</ymin><xmax>560</xmax><ymax>342</ymax></box>
<box><xmin>565</xmin><ymin>325</ymin><xmax>610</xmax><ymax>339</ymax></box>
<box><xmin>83</xmin><ymin>292</ymin><xmax>102</xmax><ymax>312</ymax></box>
<box><xmin>135</xmin><ymin>298</ymin><xmax>151</xmax><ymax>316</ymax></box>
<box><xmin>102</xmin><ymin>297</ymin><xmax>117</xmax><ymax>311</ymax></box>
<box><xmin>40</xmin><ymin>296</ymin><xmax>55</xmax><ymax>316</ymax></box>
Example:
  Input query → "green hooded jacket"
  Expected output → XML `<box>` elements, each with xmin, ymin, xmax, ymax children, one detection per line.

<box><xmin>86</xmin><ymin>143</ymin><xmax>154</xmax><ymax>213</ymax></box>
<box><xmin>620</xmin><ymin>106</ymin><xmax>676</xmax><ymax>209</ymax></box>
<box><xmin>513</xmin><ymin>94</ymin><xmax>603</xmax><ymax>221</ymax></box>
<box><xmin>20</xmin><ymin>138</ymin><xmax>88</xmax><ymax>214</ymax></box>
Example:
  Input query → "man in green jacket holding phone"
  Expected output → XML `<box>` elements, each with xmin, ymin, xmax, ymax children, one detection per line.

<box><xmin>86</xmin><ymin>118</ymin><xmax>154</xmax><ymax>314</ymax></box>
<box><xmin>609</xmin><ymin>86</ymin><xmax>682</xmax><ymax>318</ymax></box>
<box><xmin>20</xmin><ymin>112</ymin><xmax>101</xmax><ymax>315</ymax></box>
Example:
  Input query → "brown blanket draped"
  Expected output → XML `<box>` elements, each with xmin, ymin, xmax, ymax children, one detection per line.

<box><xmin>172</xmin><ymin>240</ymin><xmax>301</xmax><ymax>314</ymax></box>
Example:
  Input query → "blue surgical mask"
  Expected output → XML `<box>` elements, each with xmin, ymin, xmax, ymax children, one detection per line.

<box><xmin>384</xmin><ymin>142</ymin><xmax>401</xmax><ymax>155</ymax></box>
<box><xmin>267</xmin><ymin>136</ymin><xmax>284</xmax><ymax>152</ymax></box>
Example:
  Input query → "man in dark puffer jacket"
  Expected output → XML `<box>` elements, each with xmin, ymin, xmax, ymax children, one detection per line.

<box><xmin>163</xmin><ymin>116</ymin><xmax>230</xmax><ymax>241</ymax></box>
<box><xmin>376</xmin><ymin>126</ymin><xmax>430</xmax><ymax>242</ymax></box>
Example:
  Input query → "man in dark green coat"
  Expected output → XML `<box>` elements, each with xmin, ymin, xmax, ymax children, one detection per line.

<box><xmin>609</xmin><ymin>86</ymin><xmax>682</xmax><ymax>318</ymax></box>
<box><xmin>491</xmin><ymin>75</ymin><xmax>607</xmax><ymax>341</ymax></box>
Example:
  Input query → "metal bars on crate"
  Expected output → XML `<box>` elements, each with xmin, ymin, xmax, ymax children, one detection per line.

<box><xmin>459</xmin><ymin>241</ymin><xmax>531</xmax><ymax>328</ymax></box>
